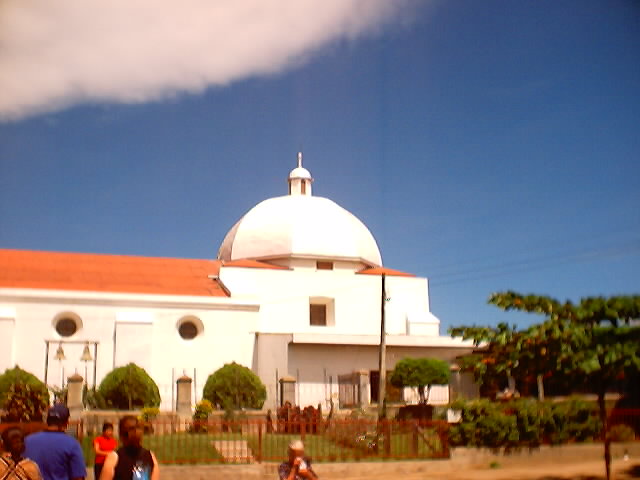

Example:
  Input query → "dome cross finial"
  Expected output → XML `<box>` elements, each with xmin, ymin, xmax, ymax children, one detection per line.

<box><xmin>288</xmin><ymin>152</ymin><xmax>313</xmax><ymax>196</ymax></box>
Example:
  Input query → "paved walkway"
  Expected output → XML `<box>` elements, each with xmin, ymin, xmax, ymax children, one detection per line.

<box><xmin>211</xmin><ymin>439</ymin><xmax>254</xmax><ymax>462</ymax></box>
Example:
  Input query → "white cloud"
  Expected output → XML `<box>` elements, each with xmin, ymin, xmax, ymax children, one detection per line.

<box><xmin>0</xmin><ymin>0</ymin><xmax>412</xmax><ymax>121</ymax></box>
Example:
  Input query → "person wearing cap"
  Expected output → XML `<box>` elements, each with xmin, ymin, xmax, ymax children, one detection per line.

<box><xmin>278</xmin><ymin>440</ymin><xmax>318</xmax><ymax>480</ymax></box>
<box><xmin>24</xmin><ymin>403</ymin><xmax>86</xmax><ymax>480</ymax></box>
<box><xmin>0</xmin><ymin>426</ymin><xmax>43</xmax><ymax>480</ymax></box>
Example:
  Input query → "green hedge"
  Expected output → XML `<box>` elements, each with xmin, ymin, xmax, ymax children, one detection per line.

<box><xmin>448</xmin><ymin>398</ymin><xmax>601</xmax><ymax>450</ymax></box>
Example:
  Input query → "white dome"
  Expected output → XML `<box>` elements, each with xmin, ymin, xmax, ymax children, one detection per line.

<box><xmin>289</xmin><ymin>166</ymin><xmax>312</xmax><ymax>180</ymax></box>
<box><xmin>218</xmin><ymin>195</ymin><xmax>382</xmax><ymax>266</ymax></box>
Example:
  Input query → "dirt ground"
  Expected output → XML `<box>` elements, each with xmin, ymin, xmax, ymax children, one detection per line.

<box><xmin>133</xmin><ymin>445</ymin><xmax>640</xmax><ymax>480</ymax></box>
<box><xmin>309</xmin><ymin>445</ymin><xmax>640</xmax><ymax>480</ymax></box>
<box><xmin>428</xmin><ymin>460</ymin><xmax>640</xmax><ymax>480</ymax></box>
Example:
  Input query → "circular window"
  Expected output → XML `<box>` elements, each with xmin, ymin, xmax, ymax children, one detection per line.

<box><xmin>178</xmin><ymin>321</ymin><xmax>199</xmax><ymax>340</ymax></box>
<box><xmin>55</xmin><ymin>318</ymin><xmax>78</xmax><ymax>337</ymax></box>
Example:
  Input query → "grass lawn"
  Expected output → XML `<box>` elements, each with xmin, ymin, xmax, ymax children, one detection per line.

<box><xmin>246</xmin><ymin>433</ymin><xmax>357</xmax><ymax>462</ymax></box>
<box><xmin>81</xmin><ymin>432</ymin><xmax>237</xmax><ymax>465</ymax></box>
<box><xmin>80</xmin><ymin>428</ymin><xmax>445</xmax><ymax>465</ymax></box>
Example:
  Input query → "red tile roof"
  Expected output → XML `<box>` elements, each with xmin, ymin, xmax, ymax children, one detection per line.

<box><xmin>356</xmin><ymin>266</ymin><xmax>415</xmax><ymax>277</ymax></box>
<box><xmin>222</xmin><ymin>259</ymin><xmax>289</xmax><ymax>270</ymax></box>
<box><xmin>0</xmin><ymin>249</ymin><xmax>228</xmax><ymax>297</ymax></box>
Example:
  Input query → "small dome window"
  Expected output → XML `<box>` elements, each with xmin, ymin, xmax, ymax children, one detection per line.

<box><xmin>54</xmin><ymin>316</ymin><xmax>80</xmax><ymax>337</ymax></box>
<box><xmin>179</xmin><ymin>322</ymin><xmax>198</xmax><ymax>340</ymax></box>
<box><xmin>177</xmin><ymin>316</ymin><xmax>203</xmax><ymax>340</ymax></box>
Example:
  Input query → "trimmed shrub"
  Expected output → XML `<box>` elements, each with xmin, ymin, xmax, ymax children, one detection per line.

<box><xmin>448</xmin><ymin>399</ymin><xmax>519</xmax><ymax>450</ymax></box>
<box><xmin>139</xmin><ymin>407</ymin><xmax>160</xmax><ymax>434</ymax></box>
<box><xmin>140</xmin><ymin>407</ymin><xmax>159</xmax><ymax>422</ymax></box>
<box><xmin>190</xmin><ymin>399</ymin><xmax>214</xmax><ymax>433</ymax></box>
<box><xmin>0</xmin><ymin>366</ymin><xmax>49</xmax><ymax>405</ymax></box>
<box><xmin>202</xmin><ymin>362</ymin><xmax>266</xmax><ymax>410</ymax></box>
<box><xmin>1</xmin><ymin>383</ymin><xmax>49</xmax><ymax>422</ymax></box>
<box><xmin>543</xmin><ymin>397</ymin><xmax>601</xmax><ymax>444</ymax></box>
<box><xmin>98</xmin><ymin>363</ymin><xmax>160</xmax><ymax>410</ymax></box>
<box><xmin>193</xmin><ymin>399</ymin><xmax>214</xmax><ymax>421</ymax></box>
<box><xmin>448</xmin><ymin>397</ymin><xmax>602</xmax><ymax>450</ymax></box>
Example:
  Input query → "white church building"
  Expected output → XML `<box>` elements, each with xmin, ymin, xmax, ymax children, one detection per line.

<box><xmin>0</xmin><ymin>155</ymin><xmax>476</xmax><ymax>411</ymax></box>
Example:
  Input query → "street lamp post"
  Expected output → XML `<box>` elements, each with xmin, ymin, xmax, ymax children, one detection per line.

<box><xmin>377</xmin><ymin>273</ymin><xmax>387</xmax><ymax>420</ymax></box>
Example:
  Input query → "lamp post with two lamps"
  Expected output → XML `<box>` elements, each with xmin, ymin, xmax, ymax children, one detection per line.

<box><xmin>44</xmin><ymin>340</ymin><xmax>99</xmax><ymax>389</ymax></box>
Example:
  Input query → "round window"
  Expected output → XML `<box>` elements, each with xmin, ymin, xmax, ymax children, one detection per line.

<box><xmin>55</xmin><ymin>318</ymin><xmax>78</xmax><ymax>337</ymax></box>
<box><xmin>178</xmin><ymin>321</ymin><xmax>199</xmax><ymax>340</ymax></box>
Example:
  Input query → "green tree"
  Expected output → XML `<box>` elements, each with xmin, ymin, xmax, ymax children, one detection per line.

<box><xmin>389</xmin><ymin>357</ymin><xmax>450</xmax><ymax>404</ymax></box>
<box><xmin>450</xmin><ymin>320</ymin><xmax>567</xmax><ymax>400</ymax></box>
<box><xmin>203</xmin><ymin>362</ymin><xmax>266</xmax><ymax>410</ymax></box>
<box><xmin>0</xmin><ymin>366</ymin><xmax>50</xmax><ymax>406</ymax></box>
<box><xmin>98</xmin><ymin>363</ymin><xmax>160</xmax><ymax>410</ymax></box>
<box><xmin>452</xmin><ymin>292</ymin><xmax>640</xmax><ymax>480</ymax></box>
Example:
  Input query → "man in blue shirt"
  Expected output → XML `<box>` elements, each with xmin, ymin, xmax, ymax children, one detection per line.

<box><xmin>24</xmin><ymin>404</ymin><xmax>86</xmax><ymax>480</ymax></box>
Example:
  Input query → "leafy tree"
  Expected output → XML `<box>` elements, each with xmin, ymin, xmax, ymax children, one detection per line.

<box><xmin>98</xmin><ymin>363</ymin><xmax>160</xmax><ymax>410</ymax></box>
<box><xmin>450</xmin><ymin>321</ymin><xmax>567</xmax><ymax>400</ymax></box>
<box><xmin>1</xmin><ymin>383</ymin><xmax>49</xmax><ymax>422</ymax></box>
<box><xmin>203</xmin><ymin>362</ymin><xmax>266</xmax><ymax>410</ymax></box>
<box><xmin>389</xmin><ymin>357</ymin><xmax>450</xmax><ymax>404</ymax></box>
<box><xmin>0</xmin><ymin>366</ymin><xmax>49</xmax><ymax>405</ymax></box>
<box><xmin>452</xmin><ymin>292</ymin><xmax>640</xmax><ymax>480</ymax></box>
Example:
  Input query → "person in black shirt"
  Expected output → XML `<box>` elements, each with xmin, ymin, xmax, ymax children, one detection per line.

<box><xmin>99</xmin><ymin>416</ymin><xmax>159</xmax><ymax>480</ymax></box>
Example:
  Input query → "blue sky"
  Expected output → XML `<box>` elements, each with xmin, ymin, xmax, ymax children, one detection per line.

<box><xmin>1</xmin><ymin>0</ymin><xmax>638</xmax><ymax>332</ymax></box>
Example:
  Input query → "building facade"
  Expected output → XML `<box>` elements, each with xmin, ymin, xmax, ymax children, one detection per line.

<box><xmin>0</xmin><ymin>155</ymin><xmax>476</xmax><ymax>410</ymax></box>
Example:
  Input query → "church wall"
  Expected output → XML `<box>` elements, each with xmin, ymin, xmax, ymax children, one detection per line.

<box><xmin>253</xmin><ymin>333</ymin><xmax>292</xmax><ymax>408</ymax></box>
<box><xmin>220</xmin><ymin>266</ymin><xmax>436</xmax><ymax>338</ymax></box>
<box><xmin>0</xmin><ymin>308</ymin><xmax>16</xmax><ymax>371</ymax></box>
<box><xmin>0</xmin><ymin>292</ymin><xmax>259</xmax><ymax>410</ymax></box>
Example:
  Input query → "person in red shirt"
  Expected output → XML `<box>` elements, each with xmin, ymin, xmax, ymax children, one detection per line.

<box><xmin>93</xmin><ymin>423</ymin><xmax>117</xmax><ymax>480</ymax></box>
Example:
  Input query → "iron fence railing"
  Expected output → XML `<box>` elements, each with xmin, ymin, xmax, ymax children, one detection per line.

<box><xmin>2</xmin><ymin>409</ymin><xmax>639</xmax><ymax>466</ymax></box>
<box><xmin>77</xmin><ymin>418</ymin><xmax>450</xmax><ymax>465</ymax></box>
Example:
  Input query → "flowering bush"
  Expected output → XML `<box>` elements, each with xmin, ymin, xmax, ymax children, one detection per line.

<box><xmin>1</xmin><ymin>383</ymin><xmax>48</xmax><ymax>422</ymax></box>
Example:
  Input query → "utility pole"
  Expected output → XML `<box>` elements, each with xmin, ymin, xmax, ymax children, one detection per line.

<box><xmin>377</xmin><ymin>273</ymin><xmax>387</xmax><ymax>419</ymax></box>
